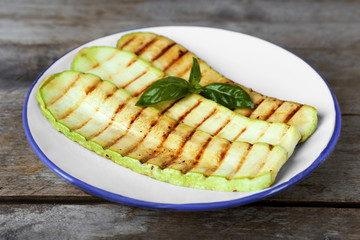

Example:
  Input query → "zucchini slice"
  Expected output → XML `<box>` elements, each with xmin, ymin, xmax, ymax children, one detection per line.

<box><xmin>72</xmin><ymin>47</ymin><xmax>301</xmax><ymax>157</ymax></box>
<box><xmin>117</xmin><ymin>32</ymin><xmax>317</xmax><ymax>142</ymax></box>
<box><xmin>38</xmin><ymin>71</ymin><xmax>288</xmax><ymax>191</ymax></box>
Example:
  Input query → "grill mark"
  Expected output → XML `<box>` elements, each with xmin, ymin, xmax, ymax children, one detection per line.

<box><xmin>150</xmin><ymin>42</ymin><xmax>176</xmax><ymax>62</ymax></box>
<box><xmin>119</xmin><ymin>36</ymin><xmax>135</xmax><ymax>49</ymax></box>
<box><xmin>161</xmin><ymin>129</ymin><xmax>197</xmax><ymax>169</ymax></box>
<box><xmin>105</xmin><ymin>51</ymin><xmax>118</xmax><ymax>63</ymax></box>
<box><xmin>140</xmin><ymin>121</ymin><xmax>179</xmax><ymax>163</ymax></box>
<box><xmin>229</xmin><ymin>144</ymin><xmax>253</xmax><ymax>179</ymax></box>
<box><xmin>58</xmin><ymin>80</ymin><xmax>101</xmax><ymax>121</ymax></box>
<box><xmin>88</xmin><ymin>102</ymin><xmax>126</xmax><ymax>140</ymax></box>
<box><xmin>232</xmin><ymin>127</ymin><xmax>248</xmax><ymax>142</ymax></box>
<box><xmin>122</xmin><ymin>115</ymin><xmax>160</xmax><ymax>157</ymax></box>
<box><xmin>213</xmin><ymin>118</ymin><xmax>231</xmax><ymax>135</ymax></box>
<box><xmin>163</xmin><ymin>50</ymin><xmax>188</xmax><ymax>72</ymax></box>
<box><xmin>285</xmin><ymin>105</ymin><xmax>303</xmax><ymax>123</ymax></box>
<box><xmin>135</xmin><ymin>37</ymin><xmax>158</xmax><ymax>56</ymax></box>
<box><xmin>85</xmin><ymin>80</ymin><xmax>101</xmax><ymax>95</ymax></box>
<box><xmin>254</xmin><ymin>144</ymin><xmax>274</xmax><ymax>177</ymax></box>
<box><xmin>89</xmin><ymin>63</ymin><xmax>99</xmax><ymax>71</ymax></box>
<box><xmin>126</xmin><ymin>57</ymin><xmax>137</xmax><ymax>67</ymax></box>
<box><xmin>72</xmin><ymin>87</ymin><xmax>118</xmax><ymax>132</ymax></box>
<box><xmin>263</xmin><ymin>101</ymin><xmax>284</xmax><ymax>121</ymax></box>
<box><xmin>254</xmin><ymin>98</ymin><xmax>265</xmax><ymax>108</ymax></box>
<box><xmin>177</xmin><ymin>100</ymin><xmax>202</xmax><ymax>123</ymax></box>
<box><xmin>104</xmin><ymin>108</ymin><xmax>144</xmax><ymax>149</ymax></box>
<box><xmin>280</xmin><ymin>125</ymin><xmax>291</xmax><ymax>139</ymax></box>
<box><xmin>160</xmin><ymin>99</ymin><xmax>181</xmax><ymax>114</ymax></box>
<box><xmin>72</xmin><ymin>118</ymin><xmax>92</xmax><ymax>132</ymax></box>
<box><xmin>47</xmin><ymin>74</ymin><xmax>81</xmax><ymax>107</ymax></box>
<box><xmin>102</xmin><ymin>88</ymin><xmax>117</xmax><ymax>103</ymax></box>
<box><xmin>255</xmin><ymin>124</ymin><xmax>271</xmax><ymax>141</ymax></box>
<box><xmin>182</xmin><ymin>136</ymin><xmax>212</xmax><ymax>174</ymax></box>
<box><xmin>176</xmin><ymin>62</ymin><xmax>192</xmax><ymax>78</ymax></box>
<box><xmin>122</xmin><ymin>69</ymin><xmax>148</xmax><ymax>89</ymax></box>
<box><xmin>134</xmin><ymin>74</ymin><xmax>166</xmax><ymax>97</ymax></box>
<box><xmin>207</xmin><ymin>141</ymin><xmax>232</xmax><ymax>177</ymax></box>
<box><xmin>196</xmin><ymin>108</ymin><xmax>217</xmax><ymax>129</ymax></box>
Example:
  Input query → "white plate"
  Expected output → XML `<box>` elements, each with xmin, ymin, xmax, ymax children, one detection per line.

<box><xmin>23</xmin><ymin>26</ymin><xmax>341</xmax><ymax>210</ymax></box>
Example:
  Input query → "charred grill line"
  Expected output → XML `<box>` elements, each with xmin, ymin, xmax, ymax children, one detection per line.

<box><xmin>160</xmin><ymin>99</ymin><xmax>181</xmax><ymax>114</ymax></box>
<box><xmin>122</xmin><ymin>69</ymin><xmax>149</xmax><ymax>89</ymax></box>
<box><xmin>105</xmin><ymin>51</ymin><xmax>118</xmax><ymax>63</ymax></box>
<box><xmin>163</xmin><ymin>50</ymin><xmax>188</xmax><ymax>72</ymax></box>
<box><xmin>207</xmin><ymin>141</ymin><xmax>232</xmax><ymax>177</ymax></box>
<box><xmin>119</xmin><ymin>36</ymin><xmax>136</xmax><ymax>49</ymax></box>
<box><xmin>122</xmin><ymin>115</ymin><xmax>160</xmax><ymax>156</ymax></box>
<box><xmin>232</xmin><ymin>127</ymin><xmax>248</xmax><ymax>142</ymax></box>
<box><xmin>89</xmin><ymin>63</ymin><xmax>99</xmax><ymax>71</ymax></box>
<box><xmin>195</xmin><ymin>108</ymin><xmax>217</xmax><ymax>129</ymax></box>
<box><xmin>213</xmin><ymin>118</ymin><xmax>232</xmax><ymax>135</ymax></box>
<box><xmin>135</xmin><ymin>37</ymin><xmax>158</xmax><ymax>56</ymax></box>
<box><xmin>263</xmin><ymin>101</ymin><xmax>283</xmax><ymax>121</ymax></box>
<box><xmin>71</xmin><ymin>87</ymin><xmax>118</xmax><ymax>132</ymax></box>
<box><xmin>140</xmin><ymin>121</ymin><xmax>179</xmax><ymax>163</ymax></box>
<box><xmin>285</xmin><ymin>105</ymin><xmax>302</xmax><ymax>123</ymax></box>
<box><xmin>229</xmin><ymin>144</ymin><xmax>253</xmax><ymax>179</ymax></box>
<box><xmin>255</xmin><ymin>124</ymin><xmax>271</xmax><ymax>141</ymax></box>
<box><xmin>177</xmin><ymin>100</ymin><xmax>202</xmax><ymax>123</ymax></box>
<box><xmin>150</xmin><ymin>42</ymin><xmax>176</xmax><ymax>62</ymax></box>
<box><xmin>254</xmin><ymin>98</ymin><xmax>265</xmax><ymax>108</ymax></box>
<box><xmin>104</xmin><ymin>108</ymin><xmax>144</xmax><ymax>150</ymax></box>
<box><xmin>58</xmin><ymin>80</ymin><xmax>101</xmax><ymax>121</ymax></box>
<box><xmin>176</xmin><ymin>63</ymin><xmax>192</xmax><ymax>78</ymax></box>
<box><xmin>134</xmin><ymin>74</ymin><xmax>166</xmax><ymax>97</ymax></box>
<box><xmin>88</xmin><ymin>102</ymin><xmax>127</xmax><ymax>140</ymax></box>
<box><xmin>161</xmin><ymin>129</ymin><xmax>197</xmax><ymax>170</ymax></box>
<box><xmin>183</xmin><ymin>136</ymin><xmax>212</xmax><ymax>174</ymax></box>
<box><xmin>254</xmin><ymin>144</ymin><xmax>275</xmax><ymax>177</ymax></box>
<box><xmin>126</xmin><ymin>57</ymin><xmax>138</xmax><ymax>68</ymax></box>
<box><xmin>47</xmin><ymin>74</ymin><xmax>81</xmax><ymax>107</ymax></box>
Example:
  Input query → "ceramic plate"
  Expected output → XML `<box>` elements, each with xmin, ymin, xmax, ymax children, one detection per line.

<box><xmin>23</xmin><ymin>26</ymin><xmax>341</xmax><ymax>210</ymax></box>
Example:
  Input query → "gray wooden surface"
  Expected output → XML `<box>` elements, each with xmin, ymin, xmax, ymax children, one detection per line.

<box><xmin>1</xmin><ymin>0</ymin><xmax>359</xmax><ymax>239</ymax></box>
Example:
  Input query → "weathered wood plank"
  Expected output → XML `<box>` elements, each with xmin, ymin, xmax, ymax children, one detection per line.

<box><xmin>0</xmin><ymin>204</ymin><xmax>359</xmax><ymax>239</ymax></box>
<box><xmin>0</xmin><ymin>0</ymin><xmax>359</xmax><ymax>50</ymax></box>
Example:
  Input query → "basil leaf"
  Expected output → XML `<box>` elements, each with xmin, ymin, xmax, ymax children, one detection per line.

<box><xmin>200</xmin><ymin>83</ymin><xmax>255</xmax><ymax>109</ymax></box>
<box><xmin>135</xmin><ymin>77</ymin><xmax>191</xmax><ymax>106</ymax></box>
<box><xmin>188</xmin><ymin>57</ymin><xmax>201</xmax><ymax>88</ymax></box>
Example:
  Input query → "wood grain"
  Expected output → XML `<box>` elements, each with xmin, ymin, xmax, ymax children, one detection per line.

<box><xmin>0</xmin><ymin>204</ymin><xmax>359</xmax><ymax>239</ymax></box>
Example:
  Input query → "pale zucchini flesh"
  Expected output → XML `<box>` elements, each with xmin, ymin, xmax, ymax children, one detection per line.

<box><xmin>37</xmin><ymin>71</ymin><xmax>289</xmax><ymax>191</ymax></box>
<box><xmin>72</xmin><ymin>47</ymin><xmax>301</xmax><ymax>157</ymax></box>
<box><xmin>117</xmin><ymin>32</ymin><xmax>317</xmax><ymax>142</ymax></box>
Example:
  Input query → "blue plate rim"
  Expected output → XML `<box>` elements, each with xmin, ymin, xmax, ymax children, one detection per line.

<box><xmin>22</xmin><ymin>26</ymin><xmax>341</xmax><ymax>211</ymax></box>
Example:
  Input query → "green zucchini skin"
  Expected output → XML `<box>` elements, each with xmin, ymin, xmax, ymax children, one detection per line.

<box><xmin>37</xmin><ymin>70</ymin><xmax>288</xmax><ymax>192</ymax></box>
<box><xmin>72</xmin><ymin>47</ymin><xmax>301</xmax><ymax>157</ymax></box>
<box><xmin>116</xmin><ymin>32</ymin><xmax>317</xmax><ymax>142</ymax></box>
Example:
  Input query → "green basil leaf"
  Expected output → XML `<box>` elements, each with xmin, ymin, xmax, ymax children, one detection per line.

<box><xmin>135</xmin><ymin>77</ymin><xmax>191</xmax><ymax>106</ymax></box>
<box><xmin>188</xmin><ymin>57</ymin><xmax>201</xmax><ymax>88</ymax></box>
<box><xmin>200</xmin><ymin>83</ymin><xmax>255</xmax><ymax>109</ymax></box>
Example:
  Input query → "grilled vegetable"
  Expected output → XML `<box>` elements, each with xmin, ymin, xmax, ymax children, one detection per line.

<box><xmin>72</xmin><ymin>47</ymin><xmax>301</xmax><ymax>157</ymax></box>
<box><xmin>117</xmin><ymin>32</ymin><xmax>317</xmax><ymax>142</ymax></box>
<box><xmin>37</xmin><ymin>70</ymin><xmax>289</xmax><ymax>191</ymax></box>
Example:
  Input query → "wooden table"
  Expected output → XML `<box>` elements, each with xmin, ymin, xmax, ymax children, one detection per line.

<box><xmin>1</xmin><ymin>0</ymin><xmax>359</xmax><ymax>238</ymax></box>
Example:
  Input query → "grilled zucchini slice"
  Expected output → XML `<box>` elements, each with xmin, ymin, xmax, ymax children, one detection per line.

<box><xmin>37</xmin><ymin>71</ymin><xmax>288</xmax><ymax>191</ymax></box>
<box><xmin>117</xmin><ymin>32</ymin><xmax>317</xmax><ymax>142</ymax></box>
<box><xmin>72</xmin><ymin>47</ymin><xmax>300</xmax><ymax>157</ymax></box>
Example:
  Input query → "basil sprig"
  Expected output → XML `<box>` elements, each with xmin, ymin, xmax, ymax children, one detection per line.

<box><xmin>136</xmin><ymin>58</ymin><xmax>254</xmax><ymax>109</ymax></box>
